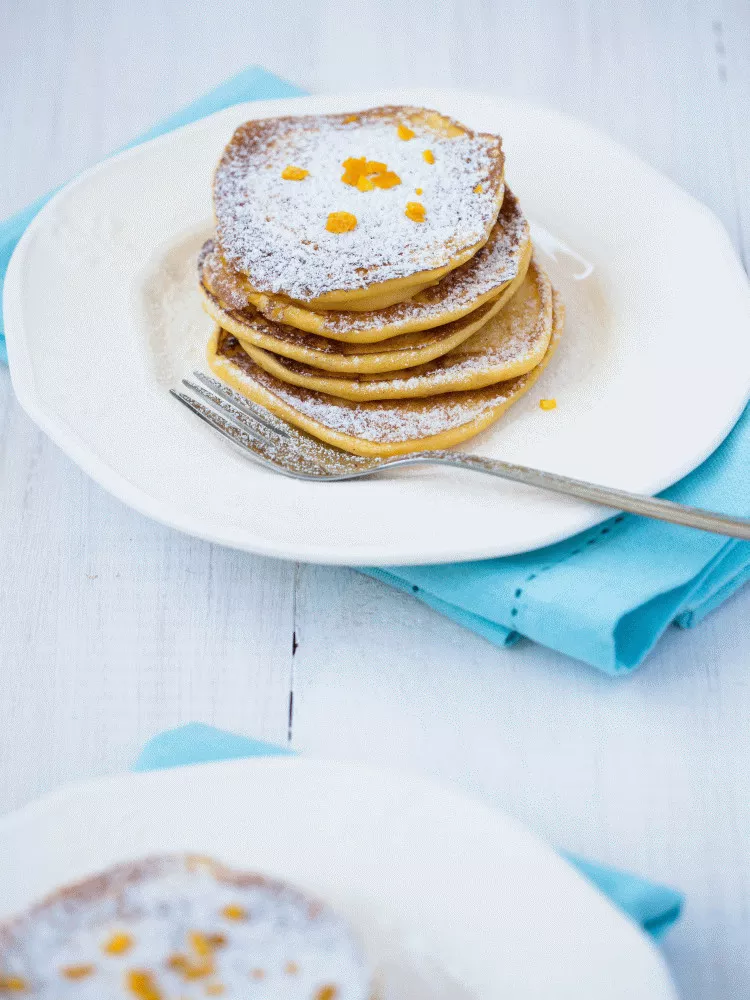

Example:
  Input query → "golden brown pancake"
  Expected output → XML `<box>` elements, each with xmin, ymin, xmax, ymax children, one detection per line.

<box><xmin>207</xmin><ymin>288</ymin><xmax>564</xmax><ymax>457</ymax></box>
<box><xmin>201</xmin><ymin>190</ymin><xmax>530</xmax><ymax>342</ymax></box>
<box><xmin>245</xmin><ymin>257</ymin><xmax>552</xmax><ymax>400</ymax></box>
<box><xmin>201</xmin><ymin>250</ymin><xmax>530</xmax><ymax>375</ymax></box>
<box><xmin>213</xmin><ymin>106</ymin><xmax>505</xmax><ymax>310</ymax></box>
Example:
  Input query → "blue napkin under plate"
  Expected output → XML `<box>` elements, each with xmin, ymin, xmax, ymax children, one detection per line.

<box><xmin>365</xmin><ymin>404</ymin><xmax>750</xmax><ymax>673</ymax></box>
<box><xmin>134</xmin><ymin>723</ymin><xmax>683</xmax><ymax>939</ymax></box>
<box><xmin>3</xmin><ymin>67</ymin><xmax>748</xmax><ymax>673</ymax></box>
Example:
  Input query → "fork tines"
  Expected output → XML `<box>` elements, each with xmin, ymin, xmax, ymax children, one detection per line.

<box><xmin>187</xmin><ymin>372</ymin><xmax>290</xmax><ymax>438</ymax></box>
<box><xmin>170</xmin><ymin>371</ymin><xmax>291</xmax><ymax>471</ymax></box>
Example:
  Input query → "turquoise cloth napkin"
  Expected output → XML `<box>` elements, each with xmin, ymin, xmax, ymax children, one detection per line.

<box><xmin>134</xmin><ymin>723</ymin><xmax>683</xmax><ymax>939</ymax></box>
<box><xmin>3</xmin><ymin>67</ymin><xmax>747</xmax><ymax>673</ymax></box>
<box><xmin>366</xmin><ymin>403</ymin><xmax>750</xmax><ymax>673</ymax></box>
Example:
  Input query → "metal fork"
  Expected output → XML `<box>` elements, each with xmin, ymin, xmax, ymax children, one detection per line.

<box><xmin>171</xmin><ymin>373</ymin><xmax>750</xmax><ymax>540</ymax></box>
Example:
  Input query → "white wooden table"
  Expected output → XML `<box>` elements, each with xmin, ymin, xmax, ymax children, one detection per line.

<box><xmin>2</xmin><ymin>2</ymin><xmax>749</xmax><ymax>996</ymax></box>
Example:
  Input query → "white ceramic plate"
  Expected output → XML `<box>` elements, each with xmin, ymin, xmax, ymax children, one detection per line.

<box><xmin>5</xmin><ymin>89</ymin><xmax>749</xmax><ymax>565</ymax></box>
<box><xmin>0</xmin><ymin>757</ymin><xmax>677</xmax><ymax>999</ymax></box>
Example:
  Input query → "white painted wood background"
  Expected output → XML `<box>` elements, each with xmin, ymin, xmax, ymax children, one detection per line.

<box><xmin>2</xmin><ymin>1</ymin><xmax>749</xmax><ymax>996</ymax></box>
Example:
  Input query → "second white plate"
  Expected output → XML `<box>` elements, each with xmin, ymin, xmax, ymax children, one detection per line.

<box><xmin>5</xmin><ymin>88</ymin><xmax>750</xmax><ymax>564</ymax></box>
<box><xmin>0</xmin><ymin>757</ymin><xmax>677</xmax><ymax>999</ymax></box>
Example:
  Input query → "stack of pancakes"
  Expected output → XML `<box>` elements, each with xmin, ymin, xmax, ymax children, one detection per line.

<box><xmin>200</xmin><ymin>106</ymin><xmax>563</xmax><ymax>457</ymax></box>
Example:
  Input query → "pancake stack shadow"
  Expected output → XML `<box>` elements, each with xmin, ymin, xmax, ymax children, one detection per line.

<box><xmin>200</xmin><ymin>106</ymin><xmax>564</xmax><ymax>457</ymax></box>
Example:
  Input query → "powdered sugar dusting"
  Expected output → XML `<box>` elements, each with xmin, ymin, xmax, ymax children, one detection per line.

<box><xmin>213</xmin><ymin>107</ymin><xmax>504</xmax><ymax>300</ymax></box>
<box><xmin>203</xmin><ymin>190</ymin><xmax>527</xmax><ymax>334</ymax></box>
<box><xmin>0</xmin><ymin>856</ymin><xmax>371</xmax><ymax>999</ymax></box>
<box><xmin>216</xmin><ymin>333</ymin><xmax>538</xmax><ymax>445</ymax></box>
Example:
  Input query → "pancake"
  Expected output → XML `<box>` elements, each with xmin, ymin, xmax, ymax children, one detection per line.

<box><xmin>201</xmin><ymin>189</ymin><xmax>530</xmax><ymax>343</ymax></box>
<box><xmin>243</xmin><ymin>257</ymin><xmax>552</xmax><ymax>400</ymax></box>
<box><xmin>0</xmin><ymin>855</ymin><xmax>372</xmax><ymax>998</ymax></box>
<box><xmin>202</xmin><ymin>249</ymin><xmax>530</xmax><ymax>375</ymax></box>
<box><xmin>213</xmin><ymin>106</ymin><xmax>505</xmax><ymax>310</ymax></box>
<box><xmin>207</xmin><ymin>288</ymin><xmax>564</xmax><ymax>457</ymax></box>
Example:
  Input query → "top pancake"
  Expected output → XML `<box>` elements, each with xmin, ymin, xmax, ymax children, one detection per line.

<box><xmin>202</xmin><ymin>189</ymin><xmax>529</xmax><ymax>342</ymax></box>
<box><xmin>213</xmin><ymin>106</ymin><xmax>505</xmax><ymax>309</ymax></box>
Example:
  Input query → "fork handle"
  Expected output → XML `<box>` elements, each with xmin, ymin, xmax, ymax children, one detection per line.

<box><xmin>391</xmin><ymin>451</ymin><xmax>750</xmax><ymax>540</ymax></box>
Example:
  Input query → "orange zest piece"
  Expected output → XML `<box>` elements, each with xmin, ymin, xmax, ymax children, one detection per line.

<box><xmin>340</xmin><ymin>156</ymin><xmax>367</xmax><ymax>186</ymax></box>
<box><xmin>422</xmin><ymin>149</ymin><xmax>435</xmax><ymax>164</ymax></box>
<box><xmin>250</xmin><ymin>969</ymin><xmax>265</xmax><ymax>980</ymax></box>
<box><xmin>326</xmin><ymin>211</ymin><xmax>357</xmax><ymax>233</ymax></box>
<box><xmin>167</xmin><ymin>931</ymin><xmax>223</xmax><ymax>982</ymax></box>
<box><xmin>61</xmin><ymin>965</ymin><xmax>94</xmax><ymax>980</ymax></box>
<box><xmin>168</xmin><ymin>955</ymin><xmax>214</xmax><ymax>981</ymax></box>
<box><xmin>189</xmin><ymin>933</ymin><xmax>213</xmax><ymax>958</ymax></box>
<box><xmin>221</xmin><ymin>904</ymin><xmax>247</xmax><ymax>921</ymax></box>
<box><xmin>189</xmin><ymin>961</ymin><xmax>214</xmax><ymax>980</ymax></box>
<box><xmin>405</xmin><ymin>201</ymin><xmax>426</xmax><ymax>223</ymax></box>
<box><xmin>0</xmin><ymin>977</ymin><xmax>27</xmax><ymax>992</ymax></box>
<box><xmin>281</xmin><ymin>165</ymin><xmax>309</xmax><ymax>181</ymax></box>
<box><xmin>104</xmin><ymin>932</ymin><xmax>134</xmax><ymax>956</ymax></box>
<box><xmin>539</xmin><ymin>398</ymin><xmax>557</xmax><ymax>410</ymax></box>
<box><xmin>342</xmin><ymin>158</ymin><xmax>396</xmax><ymax>191</ymax></box>
<box><xmin>371</xmin><ymin>171</ymin><xmax>401</xmax><ymax>189</ymax></box>
<box><xmin>397</xmin><ymin>124</ymin><xmax>415</xmax><ymax>140</ymax></box>
<box><xmin>126</xmin><ymin>970</ymin><xmax>162</xmax><ymax>1000</ymax></box>
<box><xmin>205</xmin><ymin>984</ymin><xmax>225</xmax><ymax>996</ymax></box>
<box><xmin>285</xmin><ymin>961</ymin><xmax>299</xmax><ymax>975</ymax></box>
<box><xmin>187</xmin><ymin>931</ymin><xmax>224</xmax><ymax>956</ymax></box>
<box><xmin>415</xmin><ymin>187</ymin><xmax>423</xmax><ymax>195</ymax></box>
<box><xmin>474</xmin><ymin>183</ymin><xmax>483</xmax><ymax>194</ymax></box>
<box><xmin>342</xmin><ymin>114</ymin><xmax>358</xmax><ymax>124</ymax></box>
<box><xmin>315</xmin><ymin>987</ymin><xmax>339</xmax><ymax>1000</ymax></box>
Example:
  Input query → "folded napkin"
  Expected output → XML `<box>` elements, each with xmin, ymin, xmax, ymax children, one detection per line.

<box><xmin>366</xmin><ymin>403</ymin><xmax>750</xmax><ymax>673</ymax></box>
<box><xmin>134</xmin><ymin>723</ymin><xmax>683</xmax><ymax>939</ymax></box>
<box><xmin>3</xmin><ymin>67</ymin><xmax>747</xmax><ymax>672</ymax></box>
